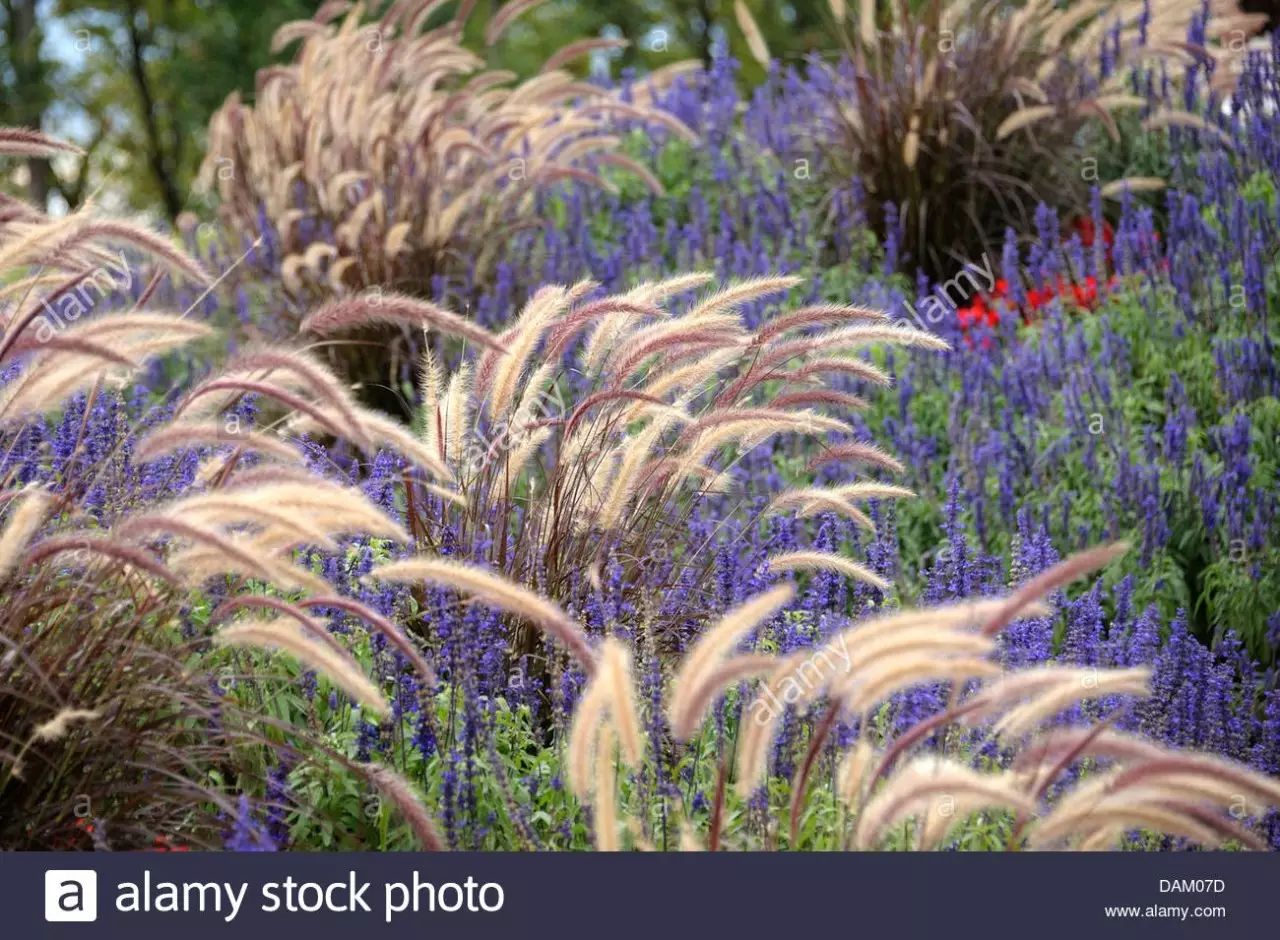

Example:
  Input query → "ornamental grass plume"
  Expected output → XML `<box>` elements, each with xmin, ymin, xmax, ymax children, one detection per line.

<box><xmin>852</xmin><ymin>756</ymin><xmax>1036</xmax><ymax>850</ymax></box>
<box><xmin>371</xmin><ymin>556</ymin><xmax>596</xmax><ymax>670</ymax></box>
<box><xmin>765</xmin><ymin>550</ymin><xmax>891</xmax><ymax>592</ymax></box>
<box><xmin>816</xmin><ymin>0</ymin><xmax>1265</xmax><ymax>276</ymax></box>
<box><xmin>200</xmin><ymin>0</ymin><xmax>693</xmax><ymax>411</ymax></box>
<box><xmin>0</xmin><ymin>487</ymin><xmax>52</xmax><ymax>578</ymax></box>
<box><xmin>564</xmin><ymin>639</ymin><xmax>645</xmax><ymax>849</ymax></box>
<box><xmin>356</xmin><ymin>762</ymin><xmax>446</xmax><ymax>852</ymax></box>
<box><xmin>598</xmin><ymin>540</ymin><xmax>1280</xmax><ymax>850</ymax></box>
<box><xmin>667</xmin><ymin>585</ymin><xmax>795</xmax><ymax>742</ymax></box>
<box><xmin>288</xmin><ymin>272</ymin><xmax>937</xmax><ymax>682</ymax></box>
<box><xmin>215</xmin><ymin>619</ymin><xmax>389</xmax><ymax>717</ymax></box>
<box><xmin>1026</xmin><ymin>750</ymin><xmax>1280</xmax><ymax>850</ymax></box>
<box><xmin>0</xmin><ymin>127</ymin><xmax>442</xmax><ymax>849</ymax></box>
<box><xmin>0</xmin><ymin>129</ymin><xmax>240</xmax><ymax>846</ymax></box>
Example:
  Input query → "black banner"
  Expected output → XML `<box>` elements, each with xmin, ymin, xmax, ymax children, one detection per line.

<box><xmin>7</xmin><ymin>852</ymin><xmax>1276</xmax><ymax>938</ymax></box>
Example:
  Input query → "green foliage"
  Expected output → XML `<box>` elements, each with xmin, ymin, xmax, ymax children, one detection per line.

<box><xmin>41</xmin><ymin>0</ymin><xmax>318</xmax><ymax>216</ymax></box>
<box><xmin>848</xmin><ymin>276</ymin><xmax>1280</xmax><ymax>655</ymax></box>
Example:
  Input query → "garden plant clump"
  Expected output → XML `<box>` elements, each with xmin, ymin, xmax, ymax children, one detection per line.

<box><xmin>1</xmin><ymin>0</ymin><xmax>1279</xmax><ymax>852</ymax></box>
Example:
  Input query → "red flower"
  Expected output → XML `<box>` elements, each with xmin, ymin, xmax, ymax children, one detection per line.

<box><xmin>951</xmin><ymin>214</ymin><xmax>1154</xmax><ymax>342</ymax></box>
<box><xmin>954</xmin><ymin>270</ymin><xmax>1117</xmax><ymax>336</ymax></box>
<box><xmin>1071</xmin><ymin>215</ymin><xmax>1115</xmax><ymax>249</ymax></box>
<box><xmin>151</xmin><ymin>834</ymin><xmax>190</xmax><ymax>852</ymax></box>
<box><xmin>1070</xmin><ymin>275</ymin><xmax>1099</xmax><ymax>308</ymax></box>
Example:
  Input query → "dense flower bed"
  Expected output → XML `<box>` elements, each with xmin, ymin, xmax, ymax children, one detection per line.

<box><xmin>4</xmin><ymin>17</ymin><xmax>1279</xmax><ymax>851</ymax></box>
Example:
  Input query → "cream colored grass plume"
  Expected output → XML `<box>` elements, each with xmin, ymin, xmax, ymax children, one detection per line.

<box><xmin>0</xmin><ymin>214</ymin><xmax>209</xmax><ymax>289</ymax></box>
<box><xmin>391</xmin><ymin>273</ymin><xmax>942</xmax><ymax>555</ymax></box>
<box><xmin>371</xmin><ymin>556</ymin><xmax>596</xmax><ymax>669</ymax></box>
<box><xmin>217</xmin><ymin>346</ymin><xmax>369</xmax><ymax>431</ymax></box>
<box><xmin>1028</xmin><ymin>749</ymin><xmax>1280</xmax><ymax>850</ymax></box>
<box><xmin>302</xmin><ymin>292</ymin><xmax>507</xmax><ymax>352</ymax></box>
<box><xmin>594</xmin><ymin>725</ymin><xmax>624</xmax><ymax>850</ymax></box>
<box><xmin>0</xmin><ymin>488</ymin><xmax>53</xmax><ymax>580</ymax></box>
<box><xmin>667</xmin><ymin>584</ymin><xmax>795</xmax><ymax>742</ymax></box>
<box><xmin>133</xmin><ymin>421</ymin><xmax>304</xmax><ymax>464</ymax></box>
<box><xmin>836</xmin><ymin>738</ymin><xmax>879</xmax><ymax>811</ymax></box>
<box><xmin>21</xmin><ymin>532</ymin><xmax>182</xmax><ymax>588</ymax></box>
<box><xmin>839</xmin><ymin>654</ymin><xmax>1001</xmax><ymax>714</ymax></box>
<box><xmin>175</xmin><ymin>348</ymin><xmax>457</xmax><ymax>485</ymax></box>
<box><xmin>149</xmin><ymin>478</ymin><xmax>409</xmax><ymax>544</ymax></box>
<box><xmin>734</xmin><ymin>573</ymin><xmax>1080</xmax><ymax>799</ymax></box>
<box><xmin>979</xmin><ymin>541</ymin><xmax>1130</xmax><ymax>637</ymax></box>
<box><xmin>484</xmin><ymin>285</ymin><xmax>572</xmax><ymax>421</ymax></box>
<box><xmin>568</xmin><ymin>641</ymin><xmax>645</xmax><ymax>773</ymax></box>
<box><xmin>0</xmin><ymin>127</ymin><xmax>84</xmax><ymax>159</ymax></box>
<box><xmin>9</xmin><ymin>707</ymin><xmax>101</xmax><ymax>780</ymax></box>
<box><xmin>358</xmin><ymin>763</ymin><xmax>446</xmax><ymax>851</ymax></box>
<box><xmin>568</xmin><ymin>661</ymin><xmax>613</xmax><ymax>799</ymax></box>
<box><xmin>964</xmin><ymin>666</ymin><xmax>1153</xmax><ymax>741</ymax></box>
<box><xmin>807</xmin><ymin>441</ymin><xmax>905</xmax><ymax>476</ymax></box>
<box><xmin>217</xmin><ymin>618</ymin><xmax>388</xmax><ymax>717</ymax></box>
<box><xmin>115</xmin><ymin>512</ymin><xmax>332</xmax><ymax>595</ymax></box>
<box><xmin>567</xmin><ymin>639</ymin><xmax>646</xmax><ymax>849</ymax></box>
<box><xmin>200</xmin><ymin>0</ymin><xmax>694</xmax><ymax>299</ymax></box>
<box><xmin>140</xmin><ymin>494</ymin><xmax>339</xmax><ymax>552</ymax></box>
<box><xmin>0</xmin><ymin>316</ymin><xmax>214</xmax><ymax>425</ymax></box>
<box><xmin>764</xmin><ymin>483</ymin><xmax>916</xmax><ymax>533</ymax></box>
<box><xmin>853</xmin><ymin>756</ymin><xmax>1035</xmax><ymax>850</ymax></box>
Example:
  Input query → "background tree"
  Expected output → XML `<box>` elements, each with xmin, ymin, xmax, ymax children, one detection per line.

<box><xmin>1</xmin><ymin>0</ymin><xmax>59</xmax><ymax>207</ymax></box>
<box><xmin>38</xmin><ymin>0</ymin><xmax>318</xmax><ymax>218</ymax></box>
<box><xmin>479</xmin><ymin>0</ymin><xmax>833</xmax><ymax>76</ymax></box>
